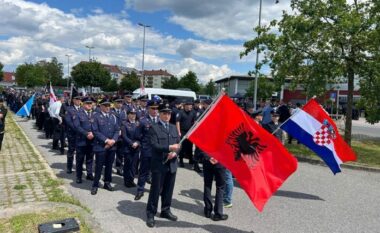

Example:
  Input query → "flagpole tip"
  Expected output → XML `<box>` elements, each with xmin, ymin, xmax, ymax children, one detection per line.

<box><xmin>312</xmin><ymin>95</ymin><xmax>317</xmax><ymax>99</ymax></box>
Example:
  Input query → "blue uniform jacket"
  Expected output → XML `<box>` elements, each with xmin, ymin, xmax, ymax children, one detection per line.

<box><xmin>73</xmin><ymin>108</ymin><xmax>94</xmax><ymax>147</ymax></box>
<box><xmin>121</xmin><ymin>120</ymin><xmax>142</xmax><ymax>153</ymax></box>
<box><xmin>139</xmin><ymin>116</ymin><xmax>156</xmax><ymax>157</ymax></box>
<box><xmin>92</xmin><ymin>112</ymin><xmax>120</xmax><ymax>152</ymax></box>
<box><xmin>65</xmin><ymin>106</ymin><xmax>80</xmax><ymax>135</ymax></box>
<box><xmin>110</xmin><ymin>108</ymin><xmax>127</xmax><ymax>126</ymax></box>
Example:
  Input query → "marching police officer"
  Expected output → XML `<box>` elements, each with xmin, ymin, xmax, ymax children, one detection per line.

<box><xmin>146</xmin><ymin>103</ymin><xmax>180</xmax><ymax>228</ymax></box>
<box><xmin>121</xmin><ymin>108</ymin><xmax>142</xmax><ymax>187</ymax></box>
<box><xmin>111</xmin><ymin>96</ymin><xmax>127</xmax><ymax>176</ymax></box>
<box><xmin>64</xmin><ymin>94</ymin><xmax>82</xmax><ymax>174</ymax></box>
<box><xmin>91</xmin><ymin>98</ymin><xmax>120</xmax><ymax>195</ymax></box>
<box><xmin>134</xmin><ymin>100</ymin><xmax>159</xmax><ymax>201</ymax></box>
<box><xmin>73</xmin><ymin>97</ymin><xmax>95</xmax><ymax>183</ymax></box>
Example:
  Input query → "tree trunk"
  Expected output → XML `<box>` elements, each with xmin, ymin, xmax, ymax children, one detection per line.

<box><xmin>344</xmin><ymin>65</ymin><xmax>354</xmax><ymax>145</ymax></box>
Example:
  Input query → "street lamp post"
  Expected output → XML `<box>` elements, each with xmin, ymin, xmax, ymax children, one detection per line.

<box><xmin>253</xmin><ymin>0</ymin><xmax>279</xmax><ymax>110</ymax></box>
<box><xmin>138</xmin><ymin>23</ymin><xmax>151</xmax><ymax>90</ymax></box>
<box><xmin>85</xmin><ymin>45</ymin><xmax>95</xmax><ymax>61</ymax></box>
<box><xmin>65</xmin><ymin>54</ymin><xmax>72</xmax><ymax>89</ymax></box>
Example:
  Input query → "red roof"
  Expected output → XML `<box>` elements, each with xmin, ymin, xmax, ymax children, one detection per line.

<box><xmin>144</xmin><ymin>69</ymin><xmax>173</xmax><ymax>76</ymax></box>
<box><xmin>102</xmin><ymin>64</ymin><xmax>122</xmax><ymax>74</ymax></box>
<box><xmin>2</xmin><ymin>72</ymin><xmax>16</xmax><ymax>83</ymax></box>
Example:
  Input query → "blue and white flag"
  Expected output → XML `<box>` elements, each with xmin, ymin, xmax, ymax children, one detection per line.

<box><xmin>16</xmin><ymin>94</ymin><xmax>35</xmax><ymax>117</ymax></box>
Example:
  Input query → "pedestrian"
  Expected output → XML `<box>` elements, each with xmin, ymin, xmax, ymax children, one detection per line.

<box><xmin>135</xmin><ymin>100</ymin><xmax>159</xmax><ymax>201</ymax></box>
<box><xmin>176</xmin><ymin>101</ymin><xmax>196</xmax><ymax>167</ymax></box>
<box><xmin>64</xmin><ymin>94</ymin><xmax>82</xmax><ymax>174</ymax></box>
<box><xmin>146</xmin><ymin>103</ymin><xmax>180</xmax><ymax>228</ymax></box>
<box><xmin>121</xmin><ymin>108</ymin><xmax>142</xmax><ymax>187</ymax></box>
<box><xmin>90</xmin><ymin>98</ymin><xmax>120</xmax><ymax>195</ymax></box>
<box><xmin>111</xmin><ymin>96</ymin><xmax>127</xmax><ymax>176</ymax></box>
<box><xmin>0</xmin><ymin>98</ymin><xmax>8</xmax><ymax>151</ymax></box>
<box><xmin>263</xmin><ymin>110</ymin><xmax>283</xmax><ymax>142</ymax></box>
<box><xmin>73</xmin><ymin>97</ymin><xmax>95</xmax><ymax>183</ymax></box>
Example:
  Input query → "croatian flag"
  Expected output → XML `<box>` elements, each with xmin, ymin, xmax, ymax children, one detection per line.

<box><xmin>280</xmin><ymin>99</ymin><xmax>356</xmax><ymax>174</ymax></box>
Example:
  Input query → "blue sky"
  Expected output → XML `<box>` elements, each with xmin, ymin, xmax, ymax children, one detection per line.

<box><xmin>0</xmin><ymin>0</ymin><xmax>291</xmax><ymax>83</ymax></box>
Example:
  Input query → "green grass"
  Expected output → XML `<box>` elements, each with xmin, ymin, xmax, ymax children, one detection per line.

<box><xmin>13</xmin><ymin>184</ymin><xmax>27</xmax><ymax>190</ymax></box>
<box><xmin>286</xmin><ymin>140</ymin><xmax>380</xmax><ymax>167</ymax></box>
<box><xmin>0</xmin><ymin>207</ymin><xmax>92</xmax><ymax>233</ymax></box>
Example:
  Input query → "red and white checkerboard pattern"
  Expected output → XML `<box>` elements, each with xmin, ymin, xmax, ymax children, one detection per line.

<box><xmin>313</xmin><ymin>125</ymin><xmax>332</xmax><ymax>146</ymax></box>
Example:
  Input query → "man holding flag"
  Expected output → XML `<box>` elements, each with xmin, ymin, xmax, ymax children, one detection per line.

<box><xmin>186</xmin><ymin>93</ymin><xmax>298</xmax><ymax>212</ymax></box>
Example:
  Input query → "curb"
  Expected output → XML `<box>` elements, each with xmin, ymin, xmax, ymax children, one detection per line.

<box><xmin>0</xmin><ymin>201</ymin><xmax>103</xmax><ymax>233</ymax></box>
<box><xmin>295</xmin><ymin>155</ymin><xmax>380</xmax><ymax>173</ymax></box>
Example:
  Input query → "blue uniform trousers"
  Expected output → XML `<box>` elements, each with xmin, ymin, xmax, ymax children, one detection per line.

<box><xmin>75</xmin><ymin>145</ymin><xmax>94</xmax><ymax>179</ymax></box>
<box><xmin>93</xmin><ymin>151</ymin><xmax>115</xmax><ymax>187</ymax></box>
<box><xmin>123</xmin><ymin>150</ymin><xmax>139</xmax><ymax>183</ymax></box>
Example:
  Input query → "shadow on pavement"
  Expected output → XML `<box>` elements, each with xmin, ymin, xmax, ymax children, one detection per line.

<box><xmin>178</xmin><ymin>188</ymin><xmax>203</xmax><ymax>201</ymax></box>
<box><xmin>156</xmin><ymin>220</ymin><xmax>255</xmax><ymax>233</ymax></box>
<box><xmin>171</xmin><ymin>198</ymin><xmax>204</xmax><ymax>217</ymax></box>
<box><xmin>275</xmin><ymin>190</ymin><xmax>325</xmax><ymax>201</ymax></box>
<box><xmin>116</xmin><ymin>200</ymin><xmax>147</xmax><ymax>221</ymax></box>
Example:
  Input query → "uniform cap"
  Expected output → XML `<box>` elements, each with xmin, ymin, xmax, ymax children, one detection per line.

<box><xmin>127</xmin><ymin>108</ymin><xmax>137</xmax><ymax>114</ymax></box>
<box><xmin>147</xmin><ymin>100</ymin><xmax>159</xmax><ymax>107</ymax></box>
<box><xmin>113</xmin><ymin>96</ymin><xmax>124</xmax><ymax>102</ymax></box>
<box><xmin>158</xmin><ymin>103</ymin><xmax>172</xmax><ymax>113</ymax></box>
<box><xmin>252</xmin><ymin>109</ymin><xmax>263</xmax><ymax>118</ymax></box>
<box><xmin>82</xmin><ymin>97</ymin><xmax>94</xmax><ymax>103</ymax></box>
<box><xmin>99</xmin><ymin>98</ymin><xmax>111</xmax><ymax>105</ymax></box>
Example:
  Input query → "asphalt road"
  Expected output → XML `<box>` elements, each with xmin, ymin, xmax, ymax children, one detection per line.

<box><xmin>16</xmin><ymin>117</ymin><xmax>380</xmax><ymax>233</ymax></box>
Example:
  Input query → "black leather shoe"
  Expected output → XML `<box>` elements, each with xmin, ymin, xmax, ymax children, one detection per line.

<box><xmin>179</xmin><ymin>162</ymin><xmax>185</xmax><ymax>168</ymax></box>
<box><xmin>116</xmin><ymin>168</ymin><xmax>123</xmax><ymax>176</ymax></box>
<box><xmin>91</xmin><ymin>187</ymin><xmax>98</xmax><ymax>195</ymax></box>
<box><xmin>60</xmin><ymin>149</ymin><xmax>65</xmax><ymax>155</ymax></box>
<box><xmin>146</xmin><ymin>217</ymin><xmax>155</xmax><ymax>228</ymax></box>
<box><xmin>193</xmin><ymin>164</ymin><xmax>202</xmax><ymax>173</ymax></box>
<box><xmin>212</xmin><ymin>214</ymin><xmax>228</xmax><ymax>221</ymax></box>
<box><xmin>76</xmin><ymin>178</ymin><xmax>82</xmax><ymax>184</ymax></box>
<box><xmin>86</xmin><ymin>174</ymin><xmax>94</xmax><ymax>180</ymax></box>
<box><xmin>146</xmin><ymin>179</ymin><xmax>152</xmax><ymax>184</ymax></box>
<box><xmin>204</xmin><ymin>209</ymin><xmax>211</xmax><ymax>218</ymax></box>
<box><xmin>134</xmin><ymin>192</ymin><xmax>144</xmax><ymax>201</ymax></box>
<box><xmin>103</xmin><ymin>183</ymin><xmax>114</xmax><ymax>191</ymax></box>
<box><xmin>160</xmin><ymin>211</ymin><xmax>178</xmax><ymax>221</ymax></box>
<box><xmin>66</xmin><ymin>169</ymin><xmax>72</xmax><ymax>174</ymax></box>
<box><xmin>124</xmin><ymin>182</ymin><xmax>137</xmax><ymax>188</ymax></box>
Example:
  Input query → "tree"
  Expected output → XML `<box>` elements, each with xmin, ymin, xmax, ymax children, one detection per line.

<box><xmin>245</xmin><ymin>75</ymin><xmax>277</xmax><ymax>101</ymax></box>
<box><xmin>162</xmin><ymin>76</ymin><xmax>180</xmax><ymax>89</ymax></box>
<box><xmin>15</xmin><ymin>63</ymin><xmax>47</xmax><ymax>87</ymax></box>
<box><xmin>71</xmin><ymin>61</ymin><xmax>111</xmax><ymax>90</ymax></box>
<box><xmin>203</xmin><ymin>79</ymin><xmax>217</xmax><ymax>96</ymax></box>
<box><xmin>241</xmin><ymin>0</ymin><xmax>380</xmax><ymax>144</ymax></box>
<box><xmin>41</xmin><ymin>57</ymin><xmax>65</xmax><ymax>86</ymax></box>
<box><xmin>119</xmin><ymin>72</ymin><xmax>140</xmax><ymax>92</ymax></box>
<box><xmin>0</xmin><ymin>62</ymin><xmax>3</xmax><ymax>82</ymax></box>
<box><xmin>103</xmin><ymin>78</ymin><xmax>119</xmax><ymax>92</ymax></box>
<box><xmin>178</xmin><ymin>71</ymin><xmax>201</xmax><ymax>93</ymax></box>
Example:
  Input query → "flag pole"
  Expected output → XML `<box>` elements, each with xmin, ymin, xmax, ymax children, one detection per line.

<box><xmin>178</xmin><ymin>88</ymin><xmax>226</xmax><ymax>145</ymax></box>
<box><xmin>163</xmin><ymin>89</ymin><xmax>226</xmax><ymax>164</ymax></box>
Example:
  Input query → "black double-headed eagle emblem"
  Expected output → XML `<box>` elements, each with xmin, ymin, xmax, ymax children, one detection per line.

<box><xmin>226</xmin><ymin>123</ymin><xmax>266</xmax><ymax>169</ymax></box>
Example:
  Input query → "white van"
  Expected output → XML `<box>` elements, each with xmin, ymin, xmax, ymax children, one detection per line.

<box><xmin>132</xmin><ymin>88</ymin><xmax>196</xmax><ymax>103</ymax></box>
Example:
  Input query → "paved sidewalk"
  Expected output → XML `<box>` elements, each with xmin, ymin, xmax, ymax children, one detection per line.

<box><xmin>0</xmin><ymin>115</ymin><xmax>49</xmax><ymax>207</ymax></box>
<box><xmin>16</xmin><ymin>114</ymin><xmax>380</xmax><ymax>233</ymax></box>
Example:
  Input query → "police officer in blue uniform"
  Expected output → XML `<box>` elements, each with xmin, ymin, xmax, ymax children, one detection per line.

<box><xmin>121</xmin><ymin>108</ymin><xmax>142</xmax><ymax>187</ymax></box>
<box><xmin>111</xmin><ymin>96</ymin><xmax>127</xmax><ymax>176</ymax></box>
<box><xmin>64</xmin><ymin>94</ymin><xmax>82</xmax><ymax>174</ymax></box>
<box><xmin>134</xmin><ymin>100</ymin><xmax>159</xmax><ymax>200</ymax></box>
<box><xmin>123</xmin><ymin>92</ymin><xmax>135</xmax><ymax>113</ymax></box>
<box><xmin>91</xmin><ymin>98</ymin><xmax>120</xmax><ymax>195</ymax></box>
<box><xmin>146</xmin><ymin>103</ymin><xmax>180</xmax><ymax>228</ymax></box>
<box><xmin>136</xmin><ymin>97</ymin><xmax>148</xmax><ymax>119</ymax></box>
<box><xmin>73</xmin><ymin>97</ymin><xmax>95</xmax><ymax>183</ymax></box>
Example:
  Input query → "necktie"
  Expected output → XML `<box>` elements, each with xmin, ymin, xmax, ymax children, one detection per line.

<box><xmin>165</xmin><ymin>123</ymin><xmax>169</xmax><ymax>130</ymax></box>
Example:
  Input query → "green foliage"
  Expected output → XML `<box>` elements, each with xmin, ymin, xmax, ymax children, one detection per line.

<box><xmin>103</xmin><ymin>78</ymin><xmax>119</xmax><ymax>92</ymax></box>
<box><xmin>162</xmin><ymin>76</ymin><xmax>180</xmax><ymax>89</ymax></box>
<box><xmin>245</xmin><ymin>75</ymin><xmax>277</xmax><ymax>100</ymax></box>
<box><xmin>178</xmin><ymin>71</ymin><xmax>201</xmax><ymax>92</ymax></box>
<box><xmin>71</xmin><ymin>61</ymin><xmax>111</xmax><ymax>89</ymax></box>
<box><xmin>0</xmin><ymin>62</ymin><xmax>3</xmax><ymax>82</ymax></box>
<box><xmin>241</xmin><ymin>0</ymin><xmax>380</xmax><ymax>143</ymax></box>
<box><xmin>119</xmin><ymin>72</ymin><xmax>140</xmax><ymax>92</ymax></box>
<box><xmin>15</xmin><ymin>63</ymin><xmax>47</xmax><ymax>87</ymax></box>
<box><xmin>15</xmin><ymin>58</ymin><xmax>65</xmax><ymax>88</ymax></box>
<box><xmin>39</xmin><ymin>57</ymin><xmax>65</xmax><ymax>86</ymax></box>
<box><xmin>203</xmin><ymin>79</ymin><xmax>217</xmax><ymax>96</ymax></box>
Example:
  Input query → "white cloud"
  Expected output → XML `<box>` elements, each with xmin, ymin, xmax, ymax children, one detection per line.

<box><xmin>0</xmin><ymin>0</ymin><xmax>247</xmax><ymax>83</ymax></box>
<box><xmin>126</xmin><ymin>0</ymin><xmax>292</xmax><ymax>41</ymax></box>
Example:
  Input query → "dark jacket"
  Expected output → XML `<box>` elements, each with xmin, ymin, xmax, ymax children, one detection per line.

<box><xmin>149</xmin><ymin>122</ymin><xmax>180</xmax><ymax>173</ymax></box>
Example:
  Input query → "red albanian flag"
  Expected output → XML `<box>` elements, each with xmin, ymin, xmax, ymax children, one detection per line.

<box><xmin>188</xmin><ymin>95</ymin><xmax>298</xmax><ymax>212</ymax></box>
